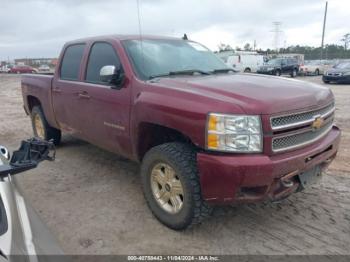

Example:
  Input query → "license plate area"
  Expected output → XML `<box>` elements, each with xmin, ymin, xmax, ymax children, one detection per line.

<box><xmin>298</xmin><ymin>165</ymin><xmax>323</xmax><ymax>189</ymax></box>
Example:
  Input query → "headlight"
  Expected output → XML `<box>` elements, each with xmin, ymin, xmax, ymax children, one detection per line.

<box><xmin>206</xmin><ymin>113</ymin><xmax>262</xmax><ymax>152</ymax></box>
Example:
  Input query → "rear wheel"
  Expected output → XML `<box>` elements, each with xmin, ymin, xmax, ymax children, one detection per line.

<box><xmin>323</xmin><ymin>79</ymin><xmax>330</xmax><ymax>84</ymax></box>
<box><xmin>141</xmin><ymin>142</ymin><xmax>212</xmax><ymax>230</ymax></box>
<box><xmin>291</xmin><ymin>68</ymin><xmax>297</xmax><ymax>78</ymax></box>
<box><xmin>315</xmin><ymin>69</ymin><xmax>320</xmax><ymax>75</ymax></box>
<box><xmin>31</xmin><ymin>106</ymin><xmax>61</xmax><ymax>145</ymax></box>
<box><xmin>244</xmin><ymin>68</ymin><xmax>251</xmax><ymax>73</ymax></box>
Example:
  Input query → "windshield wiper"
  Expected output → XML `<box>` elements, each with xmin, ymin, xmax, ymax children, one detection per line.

<box><xmin>210</xmin><ymin>68</ymin><xmax>237</xmax><ymax>74</ymax></box>
<box><xmin>149</xmin><ymin>69</ymin><xmax>211</xmax><ymax>79</ymax></box>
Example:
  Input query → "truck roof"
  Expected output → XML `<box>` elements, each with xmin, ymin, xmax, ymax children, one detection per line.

<box><xmin>66</xmin><ymin>34</ymin><xmax>181</xmax><ymax>45</ymax></box>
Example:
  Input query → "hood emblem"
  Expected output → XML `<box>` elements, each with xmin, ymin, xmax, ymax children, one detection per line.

<box><xmin>311</xmin><ymin>116</ymin><xmax>324</xmax><ymax>130</ymax></box>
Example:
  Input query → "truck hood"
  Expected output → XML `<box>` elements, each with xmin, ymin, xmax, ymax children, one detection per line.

<box><xmin>151</xmin><ymin>73</ymin><xmax>333</xmax><ymax>115</ymax></box>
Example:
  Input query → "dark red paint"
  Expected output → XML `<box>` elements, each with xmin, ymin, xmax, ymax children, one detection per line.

<box><xmin>21</xmin><ymin>35</ymin><xmax>341</xmax><ymax>205</ymax></box>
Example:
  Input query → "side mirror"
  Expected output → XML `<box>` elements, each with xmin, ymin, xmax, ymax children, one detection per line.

<box><xmin>0</xmin><ymin>146</ymin><xmax>10</xmax><ymax>164</ymax></box>
<box><xmin>100</xmin><ymin>65</ymin><xmax>124</xmax><ymax>88</ymax></box>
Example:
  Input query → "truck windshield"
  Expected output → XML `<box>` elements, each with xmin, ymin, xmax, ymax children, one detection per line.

<box><xmin>123</xmin><ymin>39</ymin><xmax>230</xmax><ymax>80</ymax></box>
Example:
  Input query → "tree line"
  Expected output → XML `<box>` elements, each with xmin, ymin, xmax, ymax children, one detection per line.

<box><xmin>218</xmin><ymin>41</ymin><xmax>350</xmax><ymax>60</ymax></box>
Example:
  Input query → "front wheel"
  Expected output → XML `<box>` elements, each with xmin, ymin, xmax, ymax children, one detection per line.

<box><xmin>275</xmin><ymin>70</ymin><xmax>281</xmax><ymax>76</ymax></box>
<box><xmin>315</xmin><ymin>69</ymin><xmax>320</xmax><ymax>75</ymax></box>
<box><xmin>31</xmin><ymin>106</ymin><xmax>61</xmax><ymax>145</ymax></box>
<box><xmin>141</xmin><ymin>143</ymin><xmax>212</xmax><ymax>230</ymax></box>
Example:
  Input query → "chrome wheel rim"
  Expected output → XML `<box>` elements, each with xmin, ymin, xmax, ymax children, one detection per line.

<box><xmin>34</xmin><ymin>114</ymin><xmax>45</xmax><ymax>139</ymax></box>
<box><xmin>150</xmin><ymin>163</ymin><xmax>184</xmax><ymax>214</ymax></box>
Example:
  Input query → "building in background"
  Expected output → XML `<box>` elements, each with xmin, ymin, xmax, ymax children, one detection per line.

<box><xmin>14</xmin><ymin>58</ymin><xmax>58</xmax><ymax>68</ymax></box>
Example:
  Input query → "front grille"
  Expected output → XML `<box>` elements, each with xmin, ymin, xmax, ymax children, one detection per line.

<box><xmin>271</xmin><ymin>102</ymin><xmax>334</xmax><ymax>130</ymax></box>
<box><xmin>272</xmin><ymin>120</ymin><xmax>333</xmax><ymax>152</ymax></box>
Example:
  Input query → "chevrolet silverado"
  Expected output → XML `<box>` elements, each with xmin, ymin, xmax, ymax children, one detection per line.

<box><xmin>21</xmin><ymin>35</ymin><xmax>341</xmax><ymax>230</ymax></box>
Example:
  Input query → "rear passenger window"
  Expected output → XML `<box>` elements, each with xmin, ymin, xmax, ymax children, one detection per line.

<box><xmin>86</xmin><ymin>42</ymin><xmax>121</xmax><ymax>84</ymax></box>
<box><xmin>60</xmin><ymin>44</ymin><xmax>85</xmax><ymax>81</ymax></box>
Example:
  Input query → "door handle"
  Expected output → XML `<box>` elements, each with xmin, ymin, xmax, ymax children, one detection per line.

<box><xmin>78</xmin><ymin>91</ymin><xmax>90</xmax><ymax>99</ymax></box>
<box><xmin>52</xmin><ymin>87</ymin><xmax>62</xmax><ymax>93</ymax></box>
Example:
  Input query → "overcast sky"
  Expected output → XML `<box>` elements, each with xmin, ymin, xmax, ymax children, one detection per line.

<box><xmin>0</xmin><ymin>0</ymin><xmax>349</xmax><ymax>61</ymax></box>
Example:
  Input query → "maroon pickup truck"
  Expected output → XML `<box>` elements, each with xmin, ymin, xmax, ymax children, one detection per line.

<box><xmin>21</xmin><ymin>35</ymin><xmax>341</xmax><ymax>230</ymax></box>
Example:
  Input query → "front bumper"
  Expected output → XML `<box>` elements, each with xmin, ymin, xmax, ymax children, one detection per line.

<box><xmin>257</xmin><ymin>70</ymin><xmax>274</xmax><ymax>75</ymax></box>
<box><xmin>323</xmin><ymin>75</ymin><xmax>350</xmax><ymax>83</ymax></box>
<box><xmin>197</xmin><ymin>126</ymin><xmax>341</xmax><ymax>204</ymax></box>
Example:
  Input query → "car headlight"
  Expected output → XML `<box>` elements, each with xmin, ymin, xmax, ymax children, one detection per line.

<box><xmin>206</xmin><ymin>113</ymin><xmax>263</xmax><ymax>153</ymax></box>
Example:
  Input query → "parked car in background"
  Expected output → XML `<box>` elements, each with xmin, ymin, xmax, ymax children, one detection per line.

<box><xmin>9</xmin><ymin>65</ymin><xmax>38</xmax><ymax>74</ymax></box>
<box><xmin>323</xmin><ymin>62</ymin><xmax>350</xmax><ymax>84</ymax></box>
<box><xmin>21</xmin><ymin>35</ymin><xmax>340</xmax><ymax>230</ymax></box>
<box><xmin>225</xmin><ymin>53</ymin><xmax>265</xmax><ymax>73</ymax></box>
<box><xmin>299</xmin><ymin>60</ymin><xmax>326</xmax><ymax>75</ymax></box>
<box><xmin>0</xmin><ymin>138</ymin><xmax>63</xmax><ymax>259</ymax></box>
<box><xmin>257</xmin><ymin>57</ymin><xmax>299</xmax><ymax>77</ymax></box>
<box><xmin>38</xmin><ymin>64</ymin><xmax>51</xmax><ymax>73</ymax></box>
<box><xmin>0</xmin><ymin>65</ymin><xmax>11</xmax><ymax>73</ymax></box>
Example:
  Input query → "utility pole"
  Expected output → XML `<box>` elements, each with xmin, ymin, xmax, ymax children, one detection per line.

<box><xmin>321</xmin><ymin>1</ymin><xmax>328</xmax><ymax>60</ymax></box>
<box><xmin>271</xmin><ymin>22</ymin><xmax>282</xmax><ymax>53</ymax></box>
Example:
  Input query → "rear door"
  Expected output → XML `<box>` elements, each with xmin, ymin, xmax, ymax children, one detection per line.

<box><xmin>77</xmin><ymin>41</ymin><xmax>131</xmax><ymax>156</ymax></box>
<box><xmin>52</xmin><ymin>43</ymin><xmax>86</xmax><ymax>136</ymax></box>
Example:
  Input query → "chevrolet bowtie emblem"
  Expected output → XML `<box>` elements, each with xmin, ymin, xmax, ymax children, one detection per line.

<box><xmin>311</xmin><ymin>117</ymin><xmax>324</xmax><ymax>130</ymax></box>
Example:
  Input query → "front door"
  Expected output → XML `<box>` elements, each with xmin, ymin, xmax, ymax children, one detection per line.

<box><xmin>77</xmin><ymin>42</ymin><xmax>131</xmax><ymax>156</ymax></box>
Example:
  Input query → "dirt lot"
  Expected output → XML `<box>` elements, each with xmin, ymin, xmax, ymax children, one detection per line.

<box><xmin>0</xmin><ymin>74</ymin><xmax>349</xmax><ymax>255</ymax></box>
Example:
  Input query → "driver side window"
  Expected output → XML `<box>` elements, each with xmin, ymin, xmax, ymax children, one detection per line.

<box><xmin>86</xmin><ymin>42</ymin><xmax>122</xmax><ymax>84</ymax></box>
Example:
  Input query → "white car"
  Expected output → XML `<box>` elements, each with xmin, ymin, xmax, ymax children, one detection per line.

<box><xmin>299</xmin><ymin>61</ymin><xmax>326</xmax><ymax>75</ymax></box>
<box><xmin>0</xmin><ymin>138</ymin><xmax>63</xmax><ymax>260</ymax></box>
<box><xmin>38</xmin><ymin>64</ymin><xmax>51</xmax><ymax>73</ymax></box>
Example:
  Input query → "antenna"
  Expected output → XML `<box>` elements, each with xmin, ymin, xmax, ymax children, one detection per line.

<box><xmin>136</xmin><ymin>0</ymin><xmax>145</xmax><ymax>71</ymax></box>
<box><xmin>320</xmin><ymin>1</ymin><xmax>328</xmax><ymax>60</ymax></box>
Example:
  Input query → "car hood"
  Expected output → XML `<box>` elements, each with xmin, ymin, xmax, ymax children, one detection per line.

<box><xmin>151</xmin><ymin>73</ymin><xmax>333</xmax><ymax>115</ymax></box>
<box><xmin>326</xmin><ymin>68</ymin><xmax>350</xmax><ymax>74</ymax></box>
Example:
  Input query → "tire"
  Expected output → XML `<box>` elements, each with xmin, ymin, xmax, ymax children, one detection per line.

<box><xmin>323</xmin><ymin>79</ymin><xmax>330</xmax><ymax>84</ymax></box>
<box><xmin>31</xmin><ymin>70</ymin><xmax>36</xmax><ymax>74</ymax></box>
<box><xmin>16</xmin><ymin>71</ymin><xmax>20</xmax><ymax>74</ymax></box>
<box><xmin>291</xmin><ymin>68</ymin><xmax>297</xmax><ymax>78</ymax></box>
<box><xmin>141</xmin><ymin>142</ymin><xmax>212</xmax><ymax>230</ymax></box>
<box><xmin>31</xmin><ymin>106</ymin><xmax>61</xmax><ymax>145</ymax></box>
<box><xmin>244</xmin><ymin>68</ymin><xmax>251</xmax><ymax>73</ymax></box>
<box><xmin>274</xmin><ymin>70</ymin><xmax>281</xmax><ymax>76</ymax></box>
<box><xmin>315</xmin><ymin>69</ymin><xmax>320</xmax><ymax>75</ymax></box>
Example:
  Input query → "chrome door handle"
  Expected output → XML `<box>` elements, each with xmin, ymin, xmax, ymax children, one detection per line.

<box><xmin>78</xmin><ymin>91</ymin><xmax>90</xmax><ymax>99</ymax></box>
<box><xmin>52</xmin><ymin>87</ymin><xmax>62</xmax><ymax>93</ymax></box>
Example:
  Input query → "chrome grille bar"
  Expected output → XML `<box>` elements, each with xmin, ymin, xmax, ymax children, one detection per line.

<box><xmin>271</xmin><ymin>102</ymin><xmax>335</xmax><ymax>131</ymax></box>
<box><xmin>272</xmin><ymin>120</ymin><xmax>333</xmax><ymax>152</ymax></box>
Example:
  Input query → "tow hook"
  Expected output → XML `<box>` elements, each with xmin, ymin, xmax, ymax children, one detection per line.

<box><xmin>280</xmin><ymin>170</ymin><xmax>299</xmax><ymax>188</ymax></box>
<box><xmin>281</xmin><ymin>179</ymin><xmax>294</xmax><ymax>188</ymax></box>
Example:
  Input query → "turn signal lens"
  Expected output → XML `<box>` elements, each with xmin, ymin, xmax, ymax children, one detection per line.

<box><xmin>207</xmin><ymin>133</ymin><xmax>218</xmax><ymax>148</ymax></box>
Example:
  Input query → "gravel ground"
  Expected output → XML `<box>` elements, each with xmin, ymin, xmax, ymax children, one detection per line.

<box><xmin>0</xmin><ymin>74</ymin><xmax>349</xmax><ymax>255</ymax></box>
